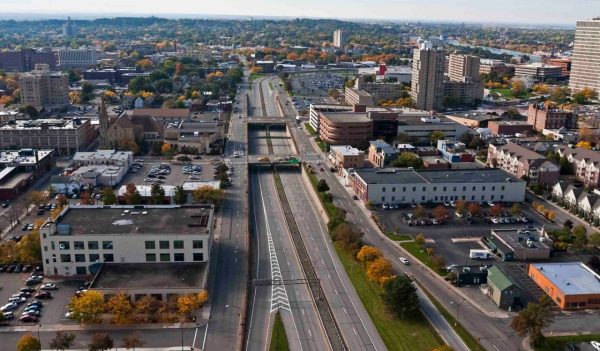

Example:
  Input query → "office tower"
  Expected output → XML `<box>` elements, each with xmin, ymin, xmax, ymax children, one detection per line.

<box><xmin>63</xmin><ymin>16</ymin><xmax>73</xmax><ymax>37</ymax></box>
<box><xmin>569</xmin><ymin>19</ymin><xmax>600</xmax><ymax>93</ymax></box>
<box><xmin>19</xmin><ymin>64</ymin><xmax>69</xmax><ymax>109</ymax></box>
<box><xmin>410</xmin><ymin>42</ymin><xmax>445</xmax><ymax>111</ymax></box>
<box><xmin>333</xmin><ymin>30</ymin><xmax>347</xmax><ymax>48</ymax></box>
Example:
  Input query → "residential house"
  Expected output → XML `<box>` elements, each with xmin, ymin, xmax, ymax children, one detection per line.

<box><xmin>486</xmin><ymin>265</ymin><xmax>522</xmax><ymax>310</ymax></box>
<box><xmin>556</xmin><ymin>146</ymin><xmax>600</xmax><ymax>188</ymax></box>
<box><xmin>487</xmin><ymin>143</ymin><xmax>559</xmax><ymax>185</ymax></box>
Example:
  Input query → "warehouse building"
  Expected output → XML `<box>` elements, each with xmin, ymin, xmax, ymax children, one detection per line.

<box><xmin>40</xmin><ymin>205</ymin><xmax>213</xmax><ymax>277</ymax></box>
<box><xmin>528</xmin><ymin>262</ymin><xmax>600</xmax><ymax>310</ymax></box>
<box><xmin>483</xmin><ymin>228</ymin><xmax>552</xmax><ymax>261</ymax></box>
<box><xmin>350</xmin><ymin>168</ymin><xmax>525</xmax><ymax>205</ymax></box>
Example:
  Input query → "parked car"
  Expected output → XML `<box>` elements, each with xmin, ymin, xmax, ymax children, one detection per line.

<box><xmin>565</xmin><ymin>343</ymin><xmax>579</xmax><ymax>351</ymax></box>
<box><xmin>40</xmin><ymin>283</ymin><xmax>57</xmax><ymax>290</ymax></box>
<box><xmin>20</xmin><ymin>287</ymin><xmax>35</xmax><ymax>293</ymax></box>
<box><xmin>8</xmin><ymin>297</ymin><xmax>26</xmax><ymax>304</ymax></box>
<box><xmin>22</xmin><ymin>309</ymin><xmax>41</xmax><ymax>317</ymax></box>
<box><xmin>34</xmin><ymin>291</ymin><xmax>52</xmax><ymax>299</ymax></box>
<box><xmin>0</xmin><ymin>303</ymin><xmax>18</xmax><ymax>312</ymax></box>
<box><xmin>591</xmin><ymin>341</ymin><xmax>600</xmax><ymax>351</ymax></box>
<box><xmin>19</xmin><ymin>315</ymin><xmax>38</xmax><ymax>323</ymax></box>
<box><xmin>2</xmin><ymin>311</ymin><xmax>14</xmax><ymax>320</ymax></box>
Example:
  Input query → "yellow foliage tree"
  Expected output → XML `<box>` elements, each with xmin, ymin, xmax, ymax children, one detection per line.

<box><xmin>16</xmin><ymin>333</ymin><xmax>41</xmax><ymax>351</ymax></box>
<box><xmin>69</xmin><ymin>290</ymin><xmax>105</xmax><ymax>324</ymax></box>
<box><xmin>136</xmin><ymin>58</ymin><xmax>154</xmax><ymax>70</ymax></box>
<box><xmin>356</xmin><ymin>246</ymin><xmax>382</xmax><ymax>266</ymax></box>
<box><xmin>576</xmin><ymin>141</ymin><xmax>592</xmax><ymax>150</ymax></box>
<box><xmin>161</xmin><ymin>143</ymin><xmax>171</xmax><ymax>155</ymax></box>
<box><xmin>105</xmin><ymin>293</ymin><xmax>133</xmax><ymax>324</ymax></box>
<box><xmin>366</xmin><ymin>258</ymin><xmax>393</xmax><ymax>285</ymax></box>
<box><xmin>69</xmin><ymin>91</ymin><xmax>81</xmax><ymax>104</ymax></box>
<box><xmin>177</xmin><ymin>291</ymin><xmax>208</xmax><ymax>319</ymax></box>
<box><xmin>17</xmin><ymin>231</ymin><xmax>41</xmax><ymax>264</ymax></box>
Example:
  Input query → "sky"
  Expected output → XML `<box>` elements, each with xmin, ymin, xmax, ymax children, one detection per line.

<box><xmin>2</xmin><ymin>0</ymin><xmax>599</xmax><ymax>25</ymax></box>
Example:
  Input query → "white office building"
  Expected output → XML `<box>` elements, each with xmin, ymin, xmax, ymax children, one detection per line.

<box><xmin>351</xmin><ymin>168</ymin><xmax>525</xmax><ymax>205</ymax></box>
<box><xmin>40</xmin><ymin>205</ymin><xmax>213</xmax><ymax>277</ymax></box>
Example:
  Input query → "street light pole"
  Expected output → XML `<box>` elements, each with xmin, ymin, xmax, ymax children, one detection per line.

<box><xmin>181</xmin><ymin>323</ymin><xmax>184</xmax><ymax>351</ymax></box>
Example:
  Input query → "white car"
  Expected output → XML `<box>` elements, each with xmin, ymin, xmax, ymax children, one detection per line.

<box><xmin>399</xmin><ymin>257</ymin><xmax>410</xmax><ymax>265</ymax></box>
<box><xmin>591</xmin><ymin>341</ymin><xmax>600</xmax><ymax>351</ymax></box>
<box><xmin>65</xmin><ymin>310</ymin><xmax>74</xmax><ymax>319</ymax></box>
<box><xmin>40</xmin><ymin>283</ymin><xmax>58</xmax><ymax>290</ymax></box>
<box><xmin>491</xmin><ymin>218</ymin><xmax>500</xmax><ymax>224</ymax></box>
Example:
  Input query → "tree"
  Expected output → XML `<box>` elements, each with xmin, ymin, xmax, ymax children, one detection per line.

<box><xmin>316</xmin><ymin>179</ymin><xmax>330</xmax><ymax>192</ymax></box>
<box><xmin>100</xmin><ymin>188</ymin><xmax>116</xmax><ymax>205</ymax></box>
<box><xmin>558</xmin><ymin>156</ymin><xmax>572</xmax><ymax>175</ymax></box>
<box><xmin>468</xmin><ymin>203</ymin><xmax>482</xmax><ymax>217</ymax></box>
<box><xmin>489</xmin><ymin>203</ymin><xmax>503</xmax><ymax>217</ymax></box>
<box><xmin>136</xmin><ymin>58</ymin><xmax>154</xmax><ymax>70</ymax></box>
<box><xmin>134</xmin><ymin>295</ymin><xmax>161</xmax><ymax>322</ymax></box>
<box><xmin>572</xmin><ymin>225</ymin><xmax>588</xmax><ymax>248</ymax></box>
<box><xmin>88</xmin><ymin>333</ymin><xmax>113</xmax><ymax>351</ymax></box>
<box><xmin>590</xmin><ymin>232</ymin><xmax>600</xmax><ymax>247</ymax></box>
<box><xmin>381</xmin><ymin>275</ymin><xmax>420</xmax><ymax>319</ymax></box>
<box><xmin>173</xmin><ymin>185</ymin><xmax>187</xmax><ymax>205</ymax></box>
<box><xmin>572</xmin><ymin>87</ymin><xmax>598</xmax><ymax>104</ymax></box>
<box><xmin>366</xmin><ymin>258</ymin><xmax>393</xmax><ymax>285</ymax></box>
<box><xmin>122</xmin><ymin>333</ymin><xmax>145</xmax><ymax>350</ymax></box>
<box><xmin>21</xmin><ymin>105</ymin><xmax>39</xmax><ymax>118</ymax></box>
<box><xmin>81</xmin><ymin>82</ymin><xmax>95</xmax><ymax>102</ymax></box>
<box><xmin>390</xmin><ymin>152</ymin><xmax>423</xmax><ymax>169</ymax></box>
<box><xmin>455</xmin><ymin>200</ymin><xmax>467</xmax><ymax>217</ymax></box>
<box><xmin>327</xmin><ymin>88</ymin><xmax>340</xmax><ymax>99</ymax></box>
<box><xmin>576</xmin><ymin>141</ymin><xmax>592</xmax><ymax>150</ymax></box>
<box><xmin>356</xmin><ymin>246</ymin><xmax>382</xmax><ymax>265</ymax></box>
<box><xmin>69</xmin><ymin>290</ymin><xmax>104</xmax><ymax>324</ymax></box>
<box><xmin>120</xmin><ymin>139</ymin><xmax>139</xmax><ymax>154</ymax></box>
<box><xmin>550</xmin><ymin>86</ymin><xmax>570</xmax><ymax>104</ymax></box>
<box><xmin>414</xmin><ymin>205</ymin><xmax>426</xmax><ymax>219</ymax></box>
<box><xmin>105</xmin><ymin>293</ymin><xmax>133</xmax><ymax>324</ymax></box>
<box><xmin>414</xmin><ymin>233</ymin><xmax>426</xmax><ymax>246</ymax></box>
<box><xmin>177</xmin><ymin>291</ymin><xmax>208</xmax><ymax>319</ymax></box>
<box><xmin>432</xmin><ymin>205</ymin><xmax>448</xmax><ymax>220</ymax></box>
<box><xmin>192</xmin><ymin>186</ymin><xmax>225</xmax><ymax>205</ymax></box>
<box><xmin>511</xmin><ymin>80</ymin><xmax>526</xmax><ymax>98</ymax></box>
<box><xmin>17</xmin><ymin>231</ymin><xmax>41</xmax><ymax>263</ymax></box>
<box><xmin>149</xmin><ymin>183</ymin><xmax>165</xmax><ymax>205</ymax></box>
<box><xmin>161</xmin><ymin>143</ymin><xmax>172</xmax><ymax>155</ymax></box>
<box><xmin>16</xmin><ymin>333</ymin><xmax>40</xmax><ymax>351</ymax></box>
<box><xmin>430</xmin><ymin>130</ymin><xmax>445</xmax><ymax>145</ymax></box>
<box><xmin>511</xmin><ymin>296</ymin><xmax>554</xmax><ymax>344</ymax></box>
<box><xmin>124</xmin><ymin>183</ymin><xmax>142</xmax><ymax>205</ymax></box>
<box><xmin>49</xmin><ymin>331</ymin><xmax>76</xmax><ymax>351</ymax></box>
<box><xmin>27</xmin><ymin>191</ymin><xmax>48</xmax><ymax>207</ymax></box>
<box><xmin>432</xmin><ymin>254</ymin><xmax>446</xmax><ymax>271</ymax></box>
<box><xmin>511</xmin><ymin>203</ymin><xmax>522</xmax><ymax>216</ymax></box>
<box><xmin>80</xmin><ymin>191</ymin><xmax>92</xmax><ymax>205</ymax></box>
<box><xmin>57</xmin><ymin>194</ymin><xmax>69</xmax><ymax>208</ymax></box>
<box><xmin>330</xmin><ymin>222</ymin><xmax>363</xmax><ymax>255</ymax></box>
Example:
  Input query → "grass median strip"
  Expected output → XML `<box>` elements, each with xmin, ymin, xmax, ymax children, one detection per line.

<box><xmin>400</xmin><ymin>241</ymin><xmax>448</xmax><ymax>276</ymax></box>
<box><xmin>304</xmin><ymin>122</ymin><xmax>316</xmax><ymax>136</ymax></box>
<box><xmin>385</xmin><ymin>232</ymin><xmax>413</xmax><ymax>241</ymax></box>
<box><xmin>334</xmin><ymin>242</ymin><xmax>444</xmax><ymax>351</ymax></box>
<box><xmin>269</xmin><ymin>311</ymin><xmax>290</xmax><ymax>351</ymax></box>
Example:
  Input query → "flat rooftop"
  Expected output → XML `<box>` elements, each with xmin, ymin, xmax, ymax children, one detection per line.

<box><xmin>354</xmin><ymin>168</ymin><xmax>522</xmax><ymax>185</ymax></box>
<box><xmin>531</xmin><ymin>262</ymin><xmax>600</xmax><ymax>295</ymax></box>
<box><xmin>397</xmin><ymin>115</ymin><xmax>458</xmax><ymax>126</ymax></box>
<box><xmin>92</xmin><ymin>262</ymin><xmax>207</xmax><ymax>290</ymax></box>
<box><xmin>492</xmin><ymin>228</ymin><xmax>552</xmax><ymax>250</ymax></box>
<box><xmin>321</xmin><ymin>112</ymin><xmax>371</xmax><ymax>123</ymax></box>
<box><xmin>52</xmin><ymin>206</ymin><xmax>213</xmax><ymax>236</ymax></box>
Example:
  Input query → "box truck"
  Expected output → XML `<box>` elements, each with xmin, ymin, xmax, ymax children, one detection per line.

<box><xmin>469</xmin><ymin>249</ymin><xmax>491</xmax><ymax>259</ymax></box>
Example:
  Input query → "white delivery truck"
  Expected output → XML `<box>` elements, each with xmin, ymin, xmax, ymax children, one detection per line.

<box><xmin>469</xmin><ymin>249</ymin><xmax>491</xmax><ymax>259</ymax></box>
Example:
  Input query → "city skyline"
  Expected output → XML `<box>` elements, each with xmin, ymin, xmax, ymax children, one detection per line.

<box><xmin>2</xmin><ymin>0</ymin><xmax>600</xmax><ymax>25</ymax></box>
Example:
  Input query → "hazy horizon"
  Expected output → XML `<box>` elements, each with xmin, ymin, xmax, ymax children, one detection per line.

<box><xmin>1</xmin><ymin>0</ymin><xmax>598</xmax><ymax>26</ymax></box>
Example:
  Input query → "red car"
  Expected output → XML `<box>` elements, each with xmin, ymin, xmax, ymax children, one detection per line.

<box><xmin>34</xmin><ymin>291</ymin><xmax>52</xmax><ymax>299</ymax></box>
<box><xmin>19</xmin><ymin>315</ymin><xmax>38</xmax><ymax>323</ymax></box>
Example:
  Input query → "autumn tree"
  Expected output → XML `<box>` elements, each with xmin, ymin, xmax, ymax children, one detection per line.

<box><xmin>120</xmin><ymin>139</ymin><xmax>140</xmax><ymax>154</ymax></box>
<box><xmin>430</xmin><ymin>130</ymin><xmax>445</xmax><ymax>145</ymax></box>
<box><xmin>101</xmin><ymin>188</ymin><xmax>116</xmax><ymax>205</ymax></box>
<box><xmin>49</xmin><ymin>331</ymin><xmax>76</xmax><ymax>351</ymax></box>
<box><xmin>106</xmin><ymin>293</ymin><xmax>133</xmax><ymax>324</ymax></box>
<box><xmin>366</xmin><ymin>258</ymin><xmax>393</xmax><ymax>285</ymax></box>
<box><xmin>88</xmin><ymin>333</ymin><xmax>114</xmax><ymax>351</ymax></box>
<box><xmin>455</xmin><ymin>200</ymin><xmax>467</xmax><ymax>217</ymax></box>
<box><xmin>511</xmin><ymin>80</ymin><xmax>526</xmax><ymax>98</ymax></box>
<box><xmin>69</xmin><ymin>290</ymin><xmax>105</xmax><ymax>324</ymax></box>
<box><xmin>511</xmin><ymin>203</ymin><xmax>522</xmax><ymax>216</ymax></box>
<box><xmin>432</xmin><ymin>205</ymin><xmax>448</xmax><ymax>220</ymax></box>
<box><xmin>17</xmin><ymin>231</ymin><xmax>41</xmax><ymax>263</ymax></box>
<box><xmin>432</xmin><ymin>255</ymin><xmax>446</xmax><ymax>271</ymax></box>
<box><xmin>177</xmin><ymin>290</ymin><xmax>209</xmax><ymax>319</ymax></box>
<box><xmin>356</xmin><ymin>246</ymin><xmax>382</xmax><ymax>266</ymax></box>
<box><xmin>511</xmin><ymin>296</ymin><xmax>554</xmax><ymax>344</ymax></box>
<box><xmin>468</xmin><ymin>203</ymin><xmax>482</xmax><ymax>217</ymax></box>
<box><xmin>161</xmin><ymin>143</ymin><xmax>172</xmax><ymax>155</ymax></box>
<box><xmin>57</xmin><ymin>194</ymin><xmax>69</xmax><ymax>208</ymax></box>
<box><xmin>381</xmin><ymin>275</ymin><xmax>420</xmax><ymax>319</ymax></box>
<box><xmin>414</xmin><ymin>233</ymin><xmax>426</xmax><ymax>246</ymax></box>
<box><xmin>173</xmin><ymin>185</ymin><xmax>187</xmax><ymax>205</ymax></box>
<box><xmin>136</xmin><ymin>58</ymin><xmax>154</xmax><ymax>70</ymax></box>
<box><xmin>124</xmin><ymin>183</ymin><xmax>142</xmax><ymax>205</ymax></box>
<box><xmin>80</xmin><ymin>191</ymin><xmax>92</xmax><ymax>205</ymax></box>
<box><xmin>576</xmin><ymin>141</ymin><xmax>592</xmax><ymax>150</ymax></box>
<box><xmin>0</xmin><ymin>240</ymin><xmax>18</xmax><ymax>264</ymax></box>
<box><xmin>134</xmin><ymin>296</ymin><xmax>161</xmax><ymax>322</ymax></box>
<box><xmin>27</xmin><ymin>191</ymin><xmax>48</xmax><ymax>207</ymax></box>
<box><xmin>489</xmin><ymin>203</ymin><xmax>503</xmax><ymax>217</ymax></box>
<box><xmin>330</xmin><ymin>222</ymin><xmax>363</xmax><ymax>255</ymax></box>
<box><xmin>413</xmin><ymin>205</ymin><xmax>426</xmax><ymax>218</ymax></box>
<box><xmin>16</xmin><ymin>333</ymin><xmax>40</xmax><ymax>351</ymax></box>
<box><xmin>192</xmin><ymin>186</ymin><xmax>224</xmax><ymax>205</ymax></box>
<box><xmin>122</xmin><ymin>333</ymin><xmax>145</xmax><ymax>350</ymax></box>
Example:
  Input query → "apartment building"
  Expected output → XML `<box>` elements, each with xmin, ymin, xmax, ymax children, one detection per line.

<box><xmin>354</xmin><ymin>76</ymin><xmax>404</xmax><ymax>103</ymax></box>
<box><xmin>527</xmin><ymin>103</ymin><xmax>576</xmax><ymax>132</ymax></box>
<box><xmin>57</xmin><ymin>48</ymin><xmax>97</xmax><ymax>69</ymax></box>
<box><xmin>487</xmin><ymin>143</ymin><xmax>559</xmax><ymax>185</ymax></box>
<box><xmin>40</xmin><ymin>205</ymin><xmax>213</xmax><ymax>277</ymax></box>
<box><xmin>569</xmin><ymin>19</ymin><xmax>600</xmax><ymax>93</ymax></box>
<box><xmin>333</xmin><ymin>30</ymin><xmax>347</xmax><ymax>48</ymax></box>
<box><xmin>410</xmin><ymin>43</ymin><xmax>445</xmax><ymax>111</ymax></box>
<box><xmin>345</xmin><ymin>87</ymin><xmax>375</xmax><ymax>107</ymax></box>
<box><xmin>19</xmin><ymin>64</ymin><xmax>69</xmax><ymax>109</ymax></box>
<box><xmin>556</xmin><ymin>146</ymin><xmax>600</xmax><ymax>188</ymax></box>
<box><xmin>0</xmin><ymin>49</ymin><xmax>56</xmax><ymax>72</ymax></box>
<box><xmin>351</xmin><ymin>168</ymin><xmax>525</xmax><ymax>205</ymax></box>
<box><xmin>448</xmin><ymin>54</ymin><xmax>480</xmax><ymax>82</ymax></box>
<box><xmin>479</xmin><ymin>59</ymin><xmax>513</xmax><ymax>76</ymax></box>
<box><xmin>0</xmin><ymin>118</ymin><xmax>97</xmax><ymax>155</ymax></box>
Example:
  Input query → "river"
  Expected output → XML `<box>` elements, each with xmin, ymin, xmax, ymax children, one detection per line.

<box><xmin>447</xmin><ymin>40</ymin><xmax>542</xmax><ymax>62</ymax></box>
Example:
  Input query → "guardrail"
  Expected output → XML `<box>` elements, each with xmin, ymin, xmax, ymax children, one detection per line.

<box><xmin>272</xmin><ymin>167</ymin><xmax>348</xmax><ymax>351</ymax></box>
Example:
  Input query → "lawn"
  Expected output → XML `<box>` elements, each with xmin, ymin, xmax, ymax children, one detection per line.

<box><xmin>249</xmin><ymin>73</ymin><xmax>264</xmax><ymax>82</ymax></box>
<box><xmin>269</xmin><ymin>311</ymin><xmax>290</xmax><ymax>351</ymax></box>
<box><xmin>334</xmin><ymin>243</ymin><xmax>444</xmax><ymax>351</ymax></box>
<box><xmin>534</xmin><ymin>334</ymin><xmax>600</xmax><ymax>351</ymax></box>
<box><xmin>304</xmin><ymin>122</ymin><xmax>317</xmax><ymax>136</ymax></box>
<box><xmin>385</xmin><ymin>232</ymin><xmax>413</xmax><ymax>241</ymax></box>
<box><xmin>491</xmin><ymin>88</ymin><xmax>532</xmax><ymax>100</ymax></box>
<box><xmin>400</xmin><ymin>241</ymin><xmax>448</xmax><ymax>276</ymax></box>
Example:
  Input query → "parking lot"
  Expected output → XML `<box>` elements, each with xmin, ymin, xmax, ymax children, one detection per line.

<box><xmin>0</xmin><ymin>270</ymin><xmax>82</xmax><ymax>325</ymax></box>
<box><xmin>120</xmin><ymin>158</ymin><xmax>221</xmax><ymax>186</ymax></box>
<box><xmin>291</xmin><ymin>72</ymin><xmax>347</xmax><ymax>98</ymax></box>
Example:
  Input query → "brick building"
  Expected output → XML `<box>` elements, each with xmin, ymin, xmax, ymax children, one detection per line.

<box><xmin>487</xmin><ymin>121</ymin><xmax>533</xmax><ymax>136</ymax></box>
<box><xmin>527</xmin><ymin>103</ymin><xmax>576</xmax><ymax>132</ymax></box>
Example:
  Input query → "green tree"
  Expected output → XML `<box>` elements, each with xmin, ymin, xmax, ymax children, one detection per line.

<box><xmin>67</xmin><ymin>69</ymin><xmax>81</xmax><ymax>83</ymax></box>
<box><xmin>430</xmin><ymin>130</ymin><xmax>445</xmax><ymax>145</ymax></box>
<box><xmin>81</xmin><ymin>82</ymin><xmax>95</xmax><ymax>102</ymax></box>
<box><xmin>128</xmin><ymin>77</ymin><xmax>153</xmax><ymax>94</ymax></box>
<box><xmin>381</xmin><ymin>275</ymin><xmax>420</xmax><ymax>319</ymax></box>
<box><xmin>88</xmin><ymin>333</ymin><xmax>113</xmax><ymax>351</ymax></box>
<box><xmin>316</xmin><ymin>179</ymin><xmax>330</xmax><ymax>192</ymax></box>
<box><xmin>149</xmin><ymin>183</ymin><xmax>165</xmax><ymax>205</ymax></box>
<box><xmin>101</xmin><ymin>187</ymin><xmax>117</xmax><ymax>205</ymax></box>
<box><xmin>49</xmin><ymin>331</ymin><xmax>76</xmax><ymax>351</ymax></box>
<box><xmin>16</xmin><ymin>333</ymin><xmax>40</xmax><ymax>351</ymax></box>
<box><xmin>511</xmin><ymin>80</ymin><xmax>526</xmax><ymax>98</ymax></box>
<box><xmin>572</xmin><ymin>225</ymin><xmax>588</xmax><ymax>248</ymax></box>
<box><xmin>173</xmin><ymin>185</ymin><xmax>187</xmax><ymax>205</ymax></box>
<box><xmin>20</xmin><ymin>105</ymin><xmax>39</xmax><ymax>118</ymax></box>
<box><xmin>558</xmin><ymin>156</ymin><xmax>572</xmax><ymax>175</ymax></box>
<box><xmin>390</xmin><ymin>152</ymin><xmax>423</xmax><ymax>169</ymax></box>
<box><xmin>590</xmin><ymin>232</ymin><xmax>600</xmax><ymax>247</ymax></box>
<box><xmin>511</xmin><ymin>296</ymin><xmax>554</xmax><ymax>344</ymax></box>
<box><xmin>192</xmin><ymin>186</ymin><xmax>224</xmax><ymax>205</ymax></box>
<box><xmin>550</xmin><ymin>86</ymin><xmax>570</xmax><ymax>104</ymax></box>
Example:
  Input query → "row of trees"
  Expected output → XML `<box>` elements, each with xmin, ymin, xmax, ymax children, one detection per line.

<box><xmin>69</xmin><ymin>290</ymin><xmax>209</xmax><ymax>325</ymax></box>
<box><xmin>16</xmin><ymin>331</ymin><xmax>145</xmax><ymax>351</ymax></box>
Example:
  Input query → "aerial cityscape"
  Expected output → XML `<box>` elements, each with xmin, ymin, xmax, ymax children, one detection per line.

<box><xmin>1</xmin><ymin>1</ymin><xmax>600</xmax><ymax>351</ymax></box>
